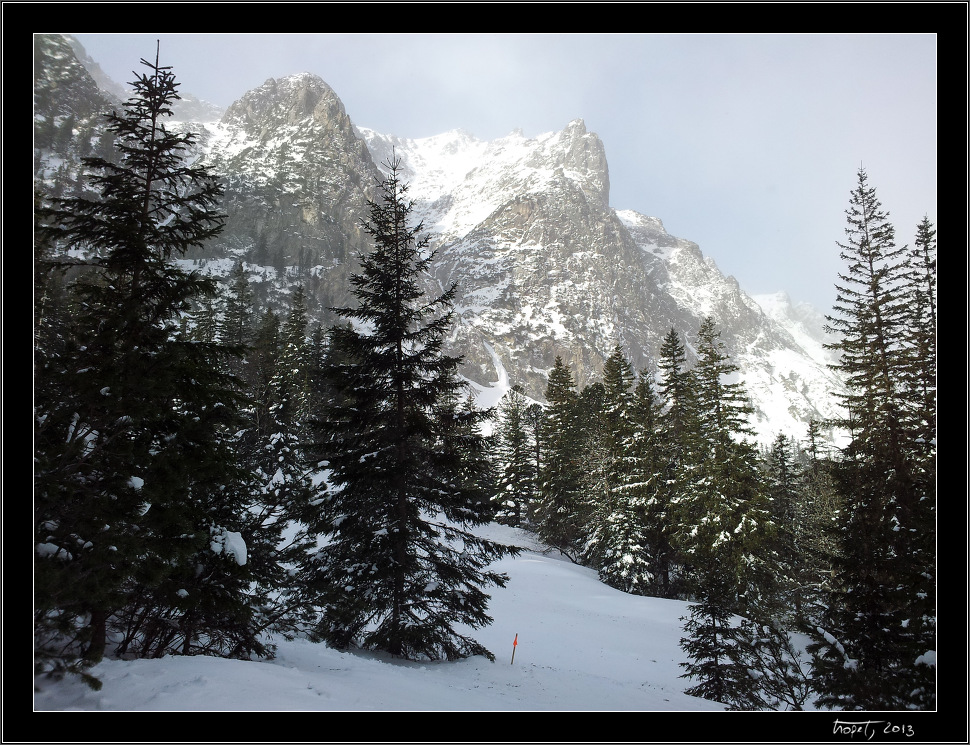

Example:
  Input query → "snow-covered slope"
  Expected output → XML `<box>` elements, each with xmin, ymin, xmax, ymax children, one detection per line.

<box><xmin>31</xmin><ymin>522</ymin><xmax>729</xmax><ymax>713</ymax></box>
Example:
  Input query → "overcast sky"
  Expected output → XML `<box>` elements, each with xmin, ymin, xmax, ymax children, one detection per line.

<box><xmin>70</xmin><ymin>33</ymin><xmax>937</xmax><ymax>313</ymax></box>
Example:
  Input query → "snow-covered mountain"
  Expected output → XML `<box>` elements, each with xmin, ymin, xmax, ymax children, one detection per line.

<box><xmin>34</xmin><ymin>35</ymin><xmax>848</xmax><ymax>447</ymax></box>
<box><xmin>359</xmin><ymin>124</ymin><xmax>848</xmax><ymax>444</ymax></box>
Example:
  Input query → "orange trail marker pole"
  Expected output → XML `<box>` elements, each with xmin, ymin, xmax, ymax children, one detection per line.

<box><xmin>511</xmin><ymin>633</ymin><xmax>518</xmax><ymax>665</ymax></box>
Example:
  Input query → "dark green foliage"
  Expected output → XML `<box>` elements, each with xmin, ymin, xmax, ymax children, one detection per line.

<box><xmin>303</xmin><ymin>158</ymin><xmax>518</xmax><ymax>661</ymax></box>
<box><xmin>692</xmin><ymin>317</ymin><xmax>756</xmax><ymax>448</ymax></box>
<box><xmin>763</xmin><ymin>433</ymin><xmax>805</xmax><ymax>622</ymax></box>
<box><xmin>34</xmin><ymin>47</ymin><xmax>269</xmax><ymax>683</ymax></box>
<box><xmin>675</xmin><ymin>319</ymin><xmax>779</xmax><ymax>706</ymax></box>
<box><xmin>810</xmin><ymin>169</ymin><xmax>936</xmax><ymax>710</ymax></box>
<box><xmin>625</xmin><ymin>370</ymin><xmax>676</xmax><ymax>597</ymax></box>
<box><xmin>730</xmin><ymin>619</ymin><xmax>813</xmax><ymax>711</ymax></box>
<box><xmin>679</xmin><ymin>576</ymin><xmax>758</xmax><ymax>708</ymax></box>
<box><xmin>581</xmin><ymin>348</ymin><xmax>659</xmax><ymax>595</ymax></box>
<box><xmin>668</xmin><ymin>320</ymin><xmax>775</xmax><ymax>608</ymax></box>
<box><xmin>905</xmin><ymin>216</ymin><xmax>936</xmax><ymax>441</ymax></box>
<box><xmin>533</xmin><ymin>356</ymin><xmax>585</xmax><ymax>557</ymax></box>
<box><xmin>271</xmin><ymin>285</ymin><xmax>314</xmax><ymax>431</ymax></box>
<box><xmin>657</xmin><ymin>327</ymin><xmax>699</xmax><ymax>466</ymax></box>
<box><xmin>492</xmin><ymin>385</ymin><xmax>537</xmax><ymax>527</ymax></box>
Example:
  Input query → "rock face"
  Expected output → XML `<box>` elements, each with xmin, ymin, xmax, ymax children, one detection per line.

<box><xmin>360</xmin><ymin>122</ymin><xmax>676</xmax><ymax>399</ymax></box>
<box><xmin>33</xmin><ymin>34</ymin><xmax>119</xmax><ymax>195</ymax></box>
<box><xmin>34</xmin><ymin>36</ymin><xmax>847</xmax><ymax>445</ymax></box>
<box><xmin>360</xmin><ymin>124</ymin><xmax>846</xmax><ymax>446</ymax></box>
<box><xmin>187</xmin><ymin>73</ymin><xmax>382</xmax><ymax>321</ymax></box>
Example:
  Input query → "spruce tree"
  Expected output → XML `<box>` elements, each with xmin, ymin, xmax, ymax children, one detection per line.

<box><xmin>655</xmin><ymin>328</ymin><xmax>698</xmax><ymax>599</ymax></box>
<box><xmin>220</xmin><ymin>280</ymin><xmax>327</xmax><ymax>649</ymax></box>
<box><xmin>34</xmin><ymin>46</ymin><xmax>262</xmax><ymax>677</ymax></box>
<box><xmin>492</xmin><ymin>384</ymin><xmax>536</xmax><ymax>527</ymax></box>
<box><xmin>533</xmin><ymin>356</ymin><xmax>584</xmax><ymax>557</ymax></box>
<box><xmin>628</xmin><ymin>370</ymin><xmax>675</xmax><ymax>597</ymax></box>
<box><xmin>795</xmin><ymin>419</ymin><xmax>843</xmax><ymax>628</ymax></box>
<box><xmin>676</xmin><ymin>318</ymin><xmax>777</xmax><ymax>708</ymax></box>
<box><xmin>245</xmin><ymin>308</ymin><xmax>282</xmax><ymax>438</ymax></box>
<box><xmin>524</xmin><ymin>402</ymin><xmax>545</xmax><ymax>498</ymax></box>
<box><xmin>902</xmin><ymin>215</ymin><xmax>936</xmax><ymax>449</ymax></box>
<box><xmin>303</xmin><ymin>158</ymin><xmax>518</xmax><ymax>661</ymax></box>
<box><xmin>692</xmin><ymin>317</ymin><xmax>757</xmax><ymax>449</ymax></box>
<box><xmin>220</xmin><ymin>262</ymin><xmax>255</xmax><ymax>379</ymax></box>
<box><xmin>582</xmin><ymin>348</ymin><xmax>658</xmax><ymax>594</ymax></box>
<box><xmin>598</xmin><ymin>345</ymin><xmax>637</xmax><ymax>499</ymax></box>
<box><xmin>272</xmin><ymin>285</ymin><xmax>314</xmax><ymax>432</ymax></box>
<box><xmin>763</xmin><ymin>432</ymin><xmax>811</xmax><ymax>625</ymax></box>
<box><xmin>576</xmin><ymin>380</ymin><xmax>611</xmax><ymax>543</ymax></box>
<box><xmin>810</xmin><ymin>168</ymin><xmax>936</xmax><ymax>710</ymax></box>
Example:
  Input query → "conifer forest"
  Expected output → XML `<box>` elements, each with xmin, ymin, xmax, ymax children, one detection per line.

<box><xmin>34</xmin><ymin>52</ymin><xmax>936</xmax><ymax>711</ymax></box>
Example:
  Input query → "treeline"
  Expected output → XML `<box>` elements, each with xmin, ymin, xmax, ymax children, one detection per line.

<box><xmin>490</xmin><ymin>329</ymin><xmax>839</xmax><ymax>710</ymax></box>
<box><xmin>487</xmin><ymin>167</ymin><xmax>936</xmax><ymax>710</ymax></box>
<box><xmin>487</xmin><ymin>168</ymin><xmax>935</xmax><ymax>711</ymax></box>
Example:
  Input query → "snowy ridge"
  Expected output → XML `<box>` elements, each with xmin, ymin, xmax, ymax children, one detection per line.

<box><xmin>36</xmin><ymin>41</ymin><xmax>849</xmax><ymax>446</ymax></box>
<box><xmin>363</xmin><ymin>121</ymin><xmax>607</xmax><ymax>243</ymax></box>
<box><xmin>360</xmin><ymin>120</ymin><xmax>847</xmax><ymax>445</ymax></box>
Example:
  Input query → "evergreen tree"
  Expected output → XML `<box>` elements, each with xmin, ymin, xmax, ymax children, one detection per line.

<box><xmin>657</xmin><ymin>327</ymin><xmax>698</xmax><ymax>460</ymax></box>
<box><xmin>222</xmin><ymin>262</ymin><xmax>255</xmax><ymax>345</ymax></box>
<box><xmin>219</xmin><ymin>281</ymin><xmax>328</xmax><ymax>649</ymax></box>
<box><xmin>597</xmin><ymin>345</ymin><xmax>637</xmax><ymax>502</ymax></box>
<box><xmin>582</xmin><ymin>348</ymin><xmax>657</xmax><ymax>594</ymax></box>
<box><xmin>676</xmin><ymin>319</ymin><xmax>777</xmax><ymax>707</ymax></box>
<box><xmin>810</xmin><ymin>168</ymin><xmax>936</xmax><ymax>710</ymax></box>
<box><xmin>655</xmin><ymin>328</ymin><xmax>698</xmax><ymax>599</ymax></box>
<box><xmin>188</xmin><ymin>294</ymin><xmax>222</xmax><ymax>343</ymax></box>
<box><xmin>523</xmin><ymin>403</ymin><xmax>544</xmax><ymax>464</ymax></box>
<box><xmin>34</xmin><ymin>47</ymin><xmax>262</xmax><ymax>680</ymax></box>
<box><xmin>763</xmin><ymin>433</ymin><xmax>806</xmax><ymax>624</ymax></box>
<box><xmin>576</xmin><ymin>380</ymin><xmax>611</xmax><ymax>541</ymax></box>
<box><xmin>679</xmin><ymin>573</ymin><xmax>760</xmax><ymax>709</ymax></box>
<box><xmin>245</xmin><ymin>308</ymin><xmax>282</xmax><ymax>438</ymax></box>
<box><xmin>903</xmin><ymin>215</ymin><xmax>936</xmax><ymax>446</ymax></box>
<box><xmin>272</xmin><ymin>285</ymin><xmax>313</xmax><ymax>431</ymax></box>
<box><xmin>492</xmin><ymin>384</ymin><xmax>536</xmax><ymax>527</ymax></box>
<box><xmin>627</xmin><ymin>370</ymin><xmax>675</xmax><ymax>597</ymax></box>
<box><xmin>303</xmin><ymin>158</ymin><xmax>518</xmax><ymax>661</ymax></box>
<box><xmin>692</xmin><ymin>317</ymin><xmax>757</xmax><ymax>449</ymax></box>
<box><xmin>730</xmin><ymin>618</ymin><xmax>814</xmax><ymax>711</ymax></box>
<box><xmin>795</xmin><ymin>419</ymin><xmax>843</xmax><ymax>628</ymax></box>
<box><xmin>533</xmin><ymin>356</ymin><xmax>584</xmax><ymax>557</ymax></box>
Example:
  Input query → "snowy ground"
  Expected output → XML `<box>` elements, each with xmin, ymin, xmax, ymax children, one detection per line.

<box><xmin>33</xmin><ymin>524</ymin><xmax>724</xmax><ymax>713</ymax></box>
<box><xmin>29</xmin><ymin>523</ymin><xmax>950</xmax><ymax>742</ymax></box>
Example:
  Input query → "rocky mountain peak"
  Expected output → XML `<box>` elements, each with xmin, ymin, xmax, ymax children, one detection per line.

<box><xmin>222</xmin><ymin>73</ymin><xmax>351</xmax><ymax>140</ymax></box>
<box><xmin>546</xmin><ymin>118</ymin><xmax>610</xmax><ymax>206</ymax></box>
<box><xmin>33</xmin><ymin>35</ymin><xmax>119</xmax><ymax>197</ymax></box>
<box><xmin>33</xmin><ymin>36</ymin><xmax>848</xmax><ymax>445</ymax></box>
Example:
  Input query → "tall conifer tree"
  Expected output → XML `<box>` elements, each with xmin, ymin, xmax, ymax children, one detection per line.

<box><xmin>492</xmin><ymin>384</ymin><xmax>536</xmax><ymax>527</ymax></box>
<box><xmin>810</xmin><ymin>168</ymin><xmax>936</xmax><ymax>710</ymax></box>
<box><xmin>582</xmin><ymin>347</ymin><xmax>657</xmax><ymax>594</ymax></box>
<box><xmin>534</xmin><ymin>356</ymin><xmax>584</xmax><ymax>556</ymax></box>
<box><xmin>304</xmin><ymin>158</ymin><xmax>518</xmax><ymax>661</ymax></box>
<box><xmin>677</xmin><ymin>318</ymin><xmax>776</xmax><ymax>708</ymax></box>
<box><xmin>35</xmin><ymin>46</ymin><xmax>262</xmax><ymax>678</ymax></box>
<box><xmin>655</xmin><ymin>328</ymin><xmax>698</xmax><ymax>599</ymax></box>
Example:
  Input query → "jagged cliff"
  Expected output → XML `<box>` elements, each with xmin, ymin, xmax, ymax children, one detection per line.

<box><xmin>33</xmin><ymin>35</ymin><xmax>847</xmax><ymax>445</ymax></box>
